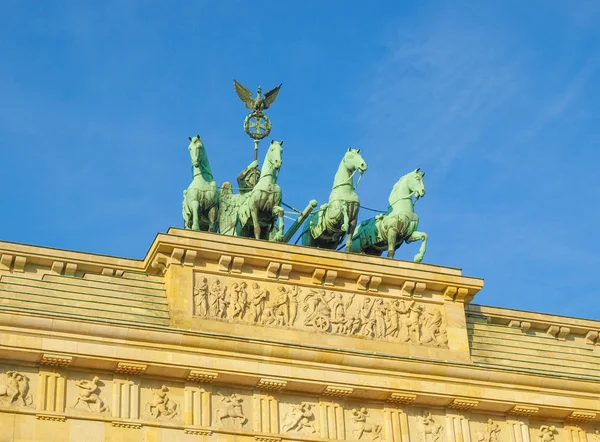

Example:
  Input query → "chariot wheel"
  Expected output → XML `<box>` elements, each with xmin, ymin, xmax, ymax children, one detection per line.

<box><xmin>314</xmin><ymin>315</ymin><xmax>330</xmax><ymax>331</ymax></box>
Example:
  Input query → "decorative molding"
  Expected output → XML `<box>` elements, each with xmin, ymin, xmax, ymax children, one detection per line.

<box><xmin>414</xmin><ymin>282</ymin><xmax>426</xmax><ymax>296</ymax></box>
<box><xmin>231</xmin><ymin>257</ymin><xmax>244</xmax><ymax>273</ymax></box>
<box><xmin>279</xmin><ymin>263</ymin><xmax>292</xmax><ymax>280</ymax></box>
<box><xmin>584</xmin><ymin>331</ymin><xmax>598</xmax><ymax>345</ymax></box>
<box><xmin>184</xmin><ymin>428</ymin><xmax>213</xmax><ymax>436</ymax></box>
<box><xmin>455</xmin><ymin>287</ymin><xmax>469</xmax><ymax>302</ymax></box>
<box><xmin>266</xmin><ymin>262</ymin><xmax>280</xmax><ymax>279</ymax></box>
<box><xmin>557</xmin><ymin>326</ymin><xmax>570</xmax><ymax>340</ymax></box>
<box><xmin>218</xmin><ymin>255</ymin><xmax>232</xmax><ymax>272</ymax></box>
<box><xmin>183</xmin><ymin>250</ymin><xmax>197</xmax><ymax>266</ymax></box>
<box><xmin>256</xmin><ymin>378</ymin><xmax>287</xmax><ymax>391</ymax></box>
<box><xmin>356</xmin><ymin>274</ymin><xmax>370</xmax><ymax>291</ymax></box>
<box><xmin>171</xmin><ymin>248</ymin><xmax>185</xmax><ymax>265</ymax></box>
<box><xmin>13</xmin><ymin>256</ymin><xmax>26</xmax><ymax>272</ymax></box>
<box><xmin>321</xmin><ymin>385</ymin><xmax>353</xmax><ymax>398</ymax></box>
<box><xmin>566</xmin><ymin>411</ymin><xmax>597</xmax><ymax>422</ymax></box>
<box><xmin>187</xmin><ymin>369</ymin><xmax>218</xmax><ymax>383</ymax></box>
<box><xmin>546</xmin><ymin>325</ymin><xmax>560</xmax><ymax>337</ymax></box>
<box><xmin>448</xmin><ymin>398</ymin><xmax>479</xmax><ymax>410</ymax></box>
<box><xmin>40</xmin><ymin>353</ymin><xmax>72</xmax><ymax>368</ymax></box>
<box><xmin>402</xmin><ymin>281</ymin><xmax>416</xmax><ymax>297</ymax></box>
<box><xmin>115</xmin><ymin>362</ymin><xmax>147</xmax><ymax>375</ymax></box>
<box><xmin>508</xmin><ymin>320</ymin><xmax>531</xmax><ymax>332</ymax></box>
<box><xmin>312</xmin><ymin>268</ymin><xmax>326</xmax><ymax>284</ymax></box>
<box><xmin>51</xmin><ymin>261</ymin><xmax>65</xmax><ymax>274</ymax></box>
<box><xmin>368</xmin><ymin>276</ymin><xmax>382</xmax><ymax>292</ymax></box>
<box><xmin>443</xmin><ymin>286</ymin><xmax>457</xmax><ymax>301</ymax></box>
<box><xmin>36</xmin><ymin>414</ymin><xmax>66</xmax><ymax>422</ymax></box>
<box><xmin>509</xmin><ymin>405</ymin><xmax>539</xmax><ymax>416</ymax></box>
<box><xmin>387</xmin><ymin>392</ymin><xmax>417</xmax><ymax>404</ymax></box>
<box><xmin>111</xmin><ymin>421</ymin><xmax>141</xmax><ymax>429</ymax></box>
<box><xmin>323</xmin><ymin>270</ymin><xmax>337</xmax><ymax>286</ymax></box>
<box><xmin>0</xmin><ymin>254</ymin><xmax>13</xmax><ymax>271</ymax></box>
<box><xmin>255</xmin><ymin>437</ymin><xmax>281</xmax><ymax>442</ymax></box>
<box><xmin>64</xmin><ymin>262</ymin><xmax>77</xmax><ymax>276</ymax></box>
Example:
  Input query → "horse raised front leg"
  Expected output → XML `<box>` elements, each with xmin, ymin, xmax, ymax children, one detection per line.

<box><xmin>189</xmin><ymin>200</ymin><xmax>200</xmax><ymax>231</ymax></box>
<box><xmin>341</xmin><ymin>204</ymin><xmax>349</xmax><ymax>233</ymax></box>
<box><xmin>407</xmin><ymin>231</ymin><xmax>427</xmax><ymax>263</ymax></box>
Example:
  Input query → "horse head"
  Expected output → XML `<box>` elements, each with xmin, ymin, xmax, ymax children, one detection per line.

<box><xmin>188</xmin><ymin>135</ymin><xmax>203</xmax><ymax>168</ymax></box>
<box><xmin>343</xmin><ymin>148</ymin><xmax>368</xmax><ymax>174</ymax></box>
<box><xmin>406</xmin><ymin>168</ymin><xmax>426</xmax><ymax>198</ymax></box>
<box><xmin>266</xmin><ymin>140</ymin><xmax>284</xmax><ymax>170</ymax></box>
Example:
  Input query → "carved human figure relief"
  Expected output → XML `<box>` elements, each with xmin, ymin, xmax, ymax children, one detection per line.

<box><xmin>248</xmin><ymin>282</ymin><xmax>268</xmax><ymax>323</ymax></box>
<box><xmin>192</xmin><ymin>274</ymin><xmax>448</xmax><ymax>348</ymax></box>
<box><xmin>281</xmin><ymin>402</ymin><xmax>317</xmax><ymax>434</ymax></box>
<box><xmin>538</xmin><ymin>425</ymin><xmax>557</xmax><ymax>442</ymax></box>
<box><xmin>0</xmin><ymin>371</ymin><xmax>33</xmax><ymax>407</ymax></box>
<box><xmin>476</xmin><ymin>419</ymin><xmax>501</xmax><ymax>442</ymax></box>
<box><xmin>351</xmin><ymin>407</ymin><xmax>382</xmax><ymax>441</ymax></box>
<box><xmin>230</xmin><ymin>281</ymin><xmax>249</xmax><ymax>320</ymax></box>
<box><xmin>194</xmin><ymin>277</ymin><xmax>209</xmax><ymax>316</ymax></box>
<box><xmin>145</xmin><ymin>385</ymin><xmax>179</xmax><ymax>419</ymax></box>
<box><xmin>416</xmin><ymin>411</ymin><xmax>443</xmax><ymax>442</ymax></box>
<box><xmin>73</xmin><ymin>376</ymin><xmax>109</xmax><ymax>413</ymax></box>
<box><xmin>592</xmin><ymin>429</ymin><xmax>600</xmax><ymax>442</ymax></box>
<box><xmin>216</xmin><ymin>393</ymin><xmax>247</xmax><ymax>427</ymax></box>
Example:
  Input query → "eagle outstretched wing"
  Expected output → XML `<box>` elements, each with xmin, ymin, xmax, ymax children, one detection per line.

<box><xmin>233</xmin><ymin>80</ymin><xmax>255</xmax><ymax>109</ymax></box>
<box><xmin>264</xmin><ymin>83</ymin><xmax>282</xmax><ymax>109</ymax></box>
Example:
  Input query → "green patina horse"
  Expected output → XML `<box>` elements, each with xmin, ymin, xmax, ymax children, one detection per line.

<box><xmin>220</xmin><ymin>140</ymin><xmax>285</xmax><ymax>241</ymax></box>
<box><xmin>302</xmin><ymin>148</ymin><xmax>367</xmax><ymax>251</ymax></box>
<box><xmin>350</xmin><ymin>169</ymin><xmax>427</xmax><ymax>262</ymax></box>
<box><xmin>182</xmin><ymin>135</ymin><xmax>219</xmax><ymax>231</ymax></box>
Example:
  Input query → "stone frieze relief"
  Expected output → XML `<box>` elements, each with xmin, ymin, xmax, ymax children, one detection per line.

<box><xmin>193</xmin><ymin>274</ymin><xmax>448</xmax><ymax>347</ymax></box>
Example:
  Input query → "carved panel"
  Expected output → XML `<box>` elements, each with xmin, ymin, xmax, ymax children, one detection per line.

<box><xmin>192</xmin><ymin>273</ymin><xmax>449</xmax><ymax>347</ymax></box>
<box><xmin>213</xmin><ymin>389</ymin><xmax>251</xmax><ymax>429</ymax></box>
<box><xmin>408</xmin><ymin>409</ymin><xmax>445</xmax><ymax>442</ymax></box>
<box><xmin>0</xmin><ymin>369</ymin><xmax>35</xmax><ymax>409</ymax></box>
<box><xmin>142</xmin><ymin>384</ymin><xmax>180</xmax><ymax>421</ymax></box>
<box><xmin>280</xmin><ymin>398</ymin><xmax>319</xmax><ymax>436</ymax></box>
<box><xmin>68</xmin><ymin>373</ymin><xmax>110</xmax><ymax>415</ymax></box>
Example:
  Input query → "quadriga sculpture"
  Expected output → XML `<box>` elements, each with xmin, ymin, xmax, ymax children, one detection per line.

<box><xmin>220</xmin><ymin>140</ymin><xmax>285</xmax><ymax>241</ymax></box>
<box><xmin>350</xmin><ymin>169</ymin><xmax>427</xmax><ymax>262</ymax></box>
<box><xmin>182</xmin><ymin>135</ymin><xmax>219</xmax><ymax>231</ymax></box>
<box><xmin>302</xmin><ymin>148</ymin><xmax>367</xmax><ymax>251</ymax></box>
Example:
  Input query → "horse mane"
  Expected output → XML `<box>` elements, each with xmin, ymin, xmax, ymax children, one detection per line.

<box><xmin>198</xmin><ymin>145</ymin><xmax>214</xmax><ymax>180</ymax></box>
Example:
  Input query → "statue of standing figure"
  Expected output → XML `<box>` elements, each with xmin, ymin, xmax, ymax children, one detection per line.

<box><xmin>350</xmin><ymin>168</ymin><xmax>427</xmax><ymax>262</ymax></box>
<box><xmin>302</xmin><ymin>148</ymin><xmax>367</xmax><ymax>251</ymax></box>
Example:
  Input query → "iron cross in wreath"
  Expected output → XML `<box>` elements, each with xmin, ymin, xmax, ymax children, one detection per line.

<box><xmin>233</xmin><ymin>80</ymin><xmax>282</xmax><ymax>140</ymax></box>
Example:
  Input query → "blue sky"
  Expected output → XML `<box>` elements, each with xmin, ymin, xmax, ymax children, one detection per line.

<box><xmin>1</xmin><ymin>1</ymin><xmax>599</xmax><ymax>319</ymax></box>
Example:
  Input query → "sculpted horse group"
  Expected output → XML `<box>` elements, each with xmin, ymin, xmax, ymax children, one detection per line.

<box><xmin>181</xmin><ymin>135</ymin><xmax>428</xmax><ymax>262</ymax></box>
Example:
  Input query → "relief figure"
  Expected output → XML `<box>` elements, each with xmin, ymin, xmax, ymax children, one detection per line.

<box><xmin>416</xmin><ymin>411</ymin><xmax>442</xmax><ymax>442</ymax></box>
<box><xmin>216</xmin><ymin>393</ymin><xmax>247</xmax><ymax>427</ymax></box>
<box><xmin>73</xmin><ymin>376</ymin><xmax>109</xmax><ymax>413</ymax></box>
<box><xmin>194</xmin><ymin>277</ymin><xmax>209</xmax><ymax>316</ymax></box>
<box><xmin>248</xmin><ymin>283</ymin><xmax>268</xmax><ymax>323</ymax></box>
<box><xmin>145</xmin><ymin>385</ymin><xmax>179</xmax><ymax>419</ymax></box>
<box><xmin>0</xmin><ymin>371</ymin><xmax>32</xmax><ymax>406</ymax></box>
<box><xmin>281</xmin><ymin>402</ymin><xmax>317</xmax><ymax>434</ymax></box>
<box><xmin>477</xmin><ymin>419</ymin><xmax>501</xmax><ymax>442</ymax></box>
<box><xmin>230</xmin><ymin>282</ymin><xmax>249</xmax><ymax>320</ymax></box>
<box><xmin>351</xmin><ymin>407</ymin><xmax>382</xmax><ymax>440</ymax></box>
<box><xmin>538</xmin><ymin>425</ymin><xmax>557</xmax><ymax>442</ymax></box>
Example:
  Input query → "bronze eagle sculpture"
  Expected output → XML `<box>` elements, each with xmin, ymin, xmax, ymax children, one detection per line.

<box><xmin>233</xmin><ymin>80</ymin><xmax>282</xmax><ymax>113</ymax></box>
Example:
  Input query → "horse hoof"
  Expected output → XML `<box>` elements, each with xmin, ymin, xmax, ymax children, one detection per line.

<box><xmin>413</xmin><ymin>255</ymin><xmax>423</xmax><ymax>263</ymax></box>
